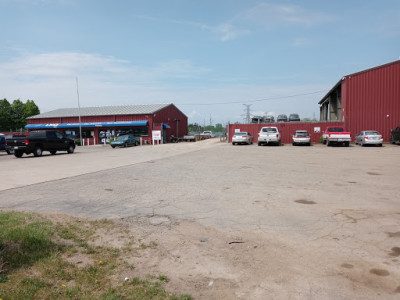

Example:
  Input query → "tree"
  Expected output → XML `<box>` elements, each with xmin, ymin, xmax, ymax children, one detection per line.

<box><xmin>24</xmin><ymin>99</ymin><xmax>40</xmax><ymax>119</ymax></box>
<box><xmin>0</xmin><ymin>98</ymin><xmax>40</xmax><ymax>131</ymax></box>
<box><xmin>11</xmin><ymin>99</ymin><xmax>26</xmax><ymax>130</ymax></box>
<box><xmin>0</xmin><ymin>99</ymin><xmax>12</xmax><ymax>131</ymax></box>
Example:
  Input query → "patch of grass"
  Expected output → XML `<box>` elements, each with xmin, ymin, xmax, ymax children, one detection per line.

<box><xmin>140</xmin><ymin>241</ymin><xmax>158</xmax><ymax>249</ymax></box>
<box><xmin>0</xmin><ymin>211</ymin><xmax>56</xmax><ymax>269</ymax></box>
<box><xmin>158</xmin><ymin>275</ymin><xmax>169</xmax><ymax>282</ymax></box>
<box><xmin>0</xmin><ymin>211</ymin><xmax>191</xmax><ymax>300</ymax></box>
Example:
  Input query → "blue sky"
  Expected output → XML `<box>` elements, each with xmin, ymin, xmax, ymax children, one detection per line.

<box><xmin>1</xmin><ymin>0</ymin><xmax>399</xmax><ymax>125</ymax></box>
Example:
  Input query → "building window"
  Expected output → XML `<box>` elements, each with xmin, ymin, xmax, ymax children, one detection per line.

<box><xmin>116</xmin><ymin>127</ymin><xmax>148</xmax><ymax>137</ymax></box>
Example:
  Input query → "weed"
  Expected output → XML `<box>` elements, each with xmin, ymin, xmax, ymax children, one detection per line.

<box><xmin>158</xmin><ymin>275</ymin><xmax>169</xmax><ymax>282</ymax></box>
<box><xmin>140</xmin><ymin>241</ymin><xmax>158</xmax><ymax>249</ymax></box>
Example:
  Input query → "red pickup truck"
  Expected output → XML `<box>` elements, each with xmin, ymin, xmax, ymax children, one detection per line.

<box><xmin>322</xmin><ymin>126</ymin><xmax>351</xmax><ymax>147</ymax></box>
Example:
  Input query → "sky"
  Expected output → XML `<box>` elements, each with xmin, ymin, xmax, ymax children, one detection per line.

<box><xmin>0</xmin><ymin>0</ymin><xmax>399</xmax><ymax>125</ymax></box>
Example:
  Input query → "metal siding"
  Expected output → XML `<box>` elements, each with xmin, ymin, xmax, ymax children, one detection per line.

<box><xmin>153</xmin><ymin>104</ymin><xmax>188</xmax><ymax>138</ymax></box>
<box><xmin>346</xmin><ymin>61</ymin><xmax>400</xmax><ymax>141</ymax></box>
<box><xmin>227</xmin><ymin>122</ymin><xmax>344</xmax><ymax>143</ymax></box>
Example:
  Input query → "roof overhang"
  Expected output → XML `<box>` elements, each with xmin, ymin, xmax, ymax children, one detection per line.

<box><xmin>318</xmin><ymin>79</ymin><xmax>343</xmax><ymax>105</ymax></box>
<box><xmin>25</xmin><ymin>121</ymin><xmax>148</xmax><ymax>129</ymax></box>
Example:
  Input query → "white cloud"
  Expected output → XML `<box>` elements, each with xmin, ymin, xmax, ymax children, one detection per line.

<box><xmin>240</xmin><ymin>3</ymin><xmax>332</xmax><ymax>29</ymax></box>
<box><xmin>0</xmin><ymin>51</ymin><xmax>327</xmax><ymax>123</ymax></box>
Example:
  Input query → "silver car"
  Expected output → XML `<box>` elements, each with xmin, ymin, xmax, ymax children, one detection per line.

<box><xmin>292</xmin><ymin>130</ymin><xmax>311</xmax><ymax>146</ymax></box>
<box><xmin>354</xmin><ymin>131</ymin><xmax>383</xmax><ymax>147</ymax></box>
<box><xmin>232</xmin><ymin>132</ymin><xmax>253</xmax><ymax>145</ymax></box>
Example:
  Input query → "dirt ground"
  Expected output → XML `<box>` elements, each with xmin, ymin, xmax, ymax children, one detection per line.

<box><xmin>1</xmin><ymin>140</ymin><xmax>400</xmax><ymax>299</ymax></box>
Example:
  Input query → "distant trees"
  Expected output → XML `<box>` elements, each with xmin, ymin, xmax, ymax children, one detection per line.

<box><xmin>188</xmin><ymin>123</ymin><xmax>226</xmax><ymax>133</ymax></box>
<box><xmin>0</xmin><ymin>99</ymin><xmax>40</xmax><ymax>132</ymax></box>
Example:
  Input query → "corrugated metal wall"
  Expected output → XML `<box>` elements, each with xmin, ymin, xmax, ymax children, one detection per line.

<box><xmin>344</xmin><ymin>61</ymin><xmax>400</xmax><ymax>141</ymax></box>
<box><xmin>153</xmin><ymin>104</ymin><xmax>188</xmax><ymax>138</ymax></box>
<box><xmin>227</xmin><ymin>122</ymin><xmax>344</xmax><ymax>143</ymax></box>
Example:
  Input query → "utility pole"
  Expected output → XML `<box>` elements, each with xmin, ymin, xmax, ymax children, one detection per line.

<box><xmin>243</xmin><ymin>104</ymin><xmax>252</xmax><ymax>124</ymax></box>
<box><xmin>76</xmin><ymin>77</ymin><xmax>83</xmax><ymax>146</ymax></box>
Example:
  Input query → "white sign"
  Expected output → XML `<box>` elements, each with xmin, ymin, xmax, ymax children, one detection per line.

<box><xmin>234</xmin><ymin>128</ymin><xmax>241</xmax><ymax>133</ymax></box>
<box><xmin>152</xmin><ymin>130</ymin><xmax>162</xmax><ymax>145</ymax></box>
<box><xmin>152</xmin><ymin>130</ymin><xmax>161</xmax><ymax>140</ymax></box>
<box><xmin>314</xmin><ymin>127</ymin><xmax>321</xmax><ymax>133</ymax></box>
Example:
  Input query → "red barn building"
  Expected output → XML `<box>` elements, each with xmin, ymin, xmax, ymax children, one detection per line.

<box><xmin>26</xmin><ymin>103</ymin><xmax>188</xmax><ymax>144</ymax></box>
<box><xmin>319</xmin><ymin>60</ymin><xmax>400</xmax><ymax>142</ymax></box>
<box><xmin>227</xmin><ymin>60</ymin><xmax>400</xmax><ymax>143</ymax></box>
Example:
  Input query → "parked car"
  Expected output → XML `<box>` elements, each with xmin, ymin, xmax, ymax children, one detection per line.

<box><xmin>264</xmin><ymin>115</ymin><xmax>275</xmax><ymax>123</ymax></box>
<box><xmin>232</xmin><ymin>132</ymin><xmax>253</xmax><ymax>145</ymax></box>
<box><xmin>277</xmin><ymin>114</ymin><xmax>288</xmax><ymax>122</ymax></box>
<box><xmin>322</xmin><ymin>126</ymin><xmax>351</xmax><ymax>147</ymax></box>
<box><xmin>0</xmin><ymin>135</ymin><xmax>6</xmax><ymax>153</ymax></box>
<box><xmin>110</xmin><ymin>135</ymin><xmax>139</xmax><ymax>148</ymax></box>
<box><xmin>390</xmin><ymin>126</ymin><xmax>400</xmax><ymax>144</ymax></box>
<box><xmin>354</xmin><ymin>131</ymin><xmax>383</xmax><ymax>147</ymax></box>
<box><xmin>6</xmin><ymin>130</ymin><xmax>75</xmax><ymax>157</ymax></box>
<box><xmin>257</xmin><ymin>127</ymin><xmax>281</xmax><ymax>146</ymax></box>
<box><xmin>251</xmin><ymin>116</ymin><xmax>264</xmax><ymax>124</ymax></box>
<box><xmin>292</xmin><ymin>130</ymin><xmax>311</xmax><ymax>146</ymax></box>
<box><xmin>288</xmin><ymin>113</ymin><xmax>300</xmax><ymax>122</ymax></box>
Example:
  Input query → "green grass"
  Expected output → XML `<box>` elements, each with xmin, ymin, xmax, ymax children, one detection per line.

<box><xmin>0</xmin><ymin>211</ymin><xmax>191</xmax><ymax>300</ymax></box>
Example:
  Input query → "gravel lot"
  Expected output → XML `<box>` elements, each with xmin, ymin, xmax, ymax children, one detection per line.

<box><xmin>1</xmin><ymin>140</ymin><xmax>400</xmax><ymax>299</ymax></box>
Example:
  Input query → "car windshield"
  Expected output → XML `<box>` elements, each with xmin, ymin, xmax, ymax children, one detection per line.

<box><xmin>234</xmin><ymin>132</ymin><xmax>247</xmax><ymax>136</ymax></box>
<box><xmin>295</xmin><ymin>132</ymin><xmax>309</xmax><ymax>136</ymax></box>
<box><xmin>365</xmin><ymin>131</ymin><xmax>379</xmax><ymax>135</ymax></box>
<box><xmin>262</xmin><ymin>128</ymin><xmax>276</xmax><ymax>133</ymax></box>
<box><xmin>116</xmin><ymin>136</ymin><xmax>129</xmax><ymax>141</ymax></box>
<box><xmin>327</xmin><ymin>127</ymin><xmax>344</xmax><ymax>132</ymax></box>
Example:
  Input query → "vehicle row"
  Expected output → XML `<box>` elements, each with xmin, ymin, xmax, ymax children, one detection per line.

<box><xmin>0</xmin><ymin>131</ymin><xmax>142</xmax><ymax>158</ymax></box>
<box><xmin>232</xmin><ymin>125</ymin><xmax>400</xmax><ymax>147</ymax></box>
<box><xmin>250</xmin><ymin>113</ymin><xmax>301</xmax><ymax>124</ymax></box>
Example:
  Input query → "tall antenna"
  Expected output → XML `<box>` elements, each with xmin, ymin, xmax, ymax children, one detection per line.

<box><xmin>76</xmin><ymin>77</ymin><xmax>83</xmax><ymax>146</ymax></box>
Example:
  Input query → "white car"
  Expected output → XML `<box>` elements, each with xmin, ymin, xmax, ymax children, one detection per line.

<box><xmin>232</xmin><ymin>132</ymin><xmax>253</xmax><ymax>145</ymax></box>
<box><xmin>354</xmin><ymin>131</ymin><xmax>383</xmax><ymax>147</ymax></box>
<box><xmin>292</xmin><ymin>130</ymin><xmax>311</xmax><ymax>146</ymax></box>
<box><xmin>257</xmin><ymin>127</ymin><xmax>281</xmax><ymax>146</ymax></box>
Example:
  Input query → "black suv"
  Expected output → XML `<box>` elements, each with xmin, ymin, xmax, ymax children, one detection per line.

<box><xmin>277</xmin><ymin>114</ymin><xmax>288</xmax><ymax>122</ymax></box>
<box><xmin>390</xmin><ymin>126</ymin><xmax>400</xmax><ymax>144</ymax></box>
<box><xmin>288</xmin><ymin>113</ymin><xmax>300</xmax><ymax>122</ymax></box>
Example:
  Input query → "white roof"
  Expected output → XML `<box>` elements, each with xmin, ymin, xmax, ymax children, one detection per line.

<box><xmin>28</xmin><ymin>103</ymin><xmax>172</xmax><ymax>119</ymax></box>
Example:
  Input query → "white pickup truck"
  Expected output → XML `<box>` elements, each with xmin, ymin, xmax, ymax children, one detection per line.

<box><xmin>257</xmin><ymin>126</ymin><xmax>281</xmax><ymax>146</ymax></box>
<box><xmin>322</xmin><ymin>126</ymin><xmax>351</xmax><ymax>147</ymax></box>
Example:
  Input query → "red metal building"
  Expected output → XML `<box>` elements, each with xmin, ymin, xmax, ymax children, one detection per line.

<box><xmin>26</xmin><ymin>103</ymin><xmax>188</xmax><ymax>144</ymax></box>
<box><xmin>319</xmin><ymin>60</ymin><xmax>400</xmax><ymax>142</ymax></box>
<box><xmin>227</xmin><ymin>60</ymin><xmax>400</xmax><ymax>143</ymax></box>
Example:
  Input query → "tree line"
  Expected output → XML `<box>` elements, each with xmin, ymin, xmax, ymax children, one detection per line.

<box><xmin>188</xmin><ymin>123</ymin><xmax>225</xmax><ymax>133</ymax></box>
<box><xmin>0</xmin><ymin>99</ymin><xmax>40</xmax><ymax>132</ymax></box>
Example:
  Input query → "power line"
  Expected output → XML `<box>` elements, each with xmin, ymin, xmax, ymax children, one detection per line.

<box><xmin>177</xmin><ymin>90</ymin><xmax>325</xmax><ymax>106</ymax></box>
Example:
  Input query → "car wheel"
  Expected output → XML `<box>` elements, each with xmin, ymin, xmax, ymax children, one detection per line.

<box><xmin>50</xmin><ymin>151</ymin><xmax>57</xmax><ymax>155</ymax></box>
<box><xmin>33</xmin><ymin>147</ymin><xmax>43</xmax><ymax>157</ymax></box>
<box><xmin>67</xmin><ymin>145</ymin><xmax>75</xmax><ymax>154</ymax></box>
<box><xmin>345</xmin><ymin>142</ymin><xmax>350</xmax><ymax>147</ymax></box>
<box><xmin>111</xmin><ymin>145</ymin><xmax>116</xmax><ymax>148</ymax></box>
<box><xmin>14</xmin><ymin>150</ymin><xmax>23</xmax><ymax>158</ymax></box>
<box><xmin>379</xmin><ymin>144</ymin><xmax>382</xmax><ymax>147</ymax></box>
<box><xmin>6</xmin><ymin>150</ymin><xmax>11</xmax><ymax>155</ymax></box>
